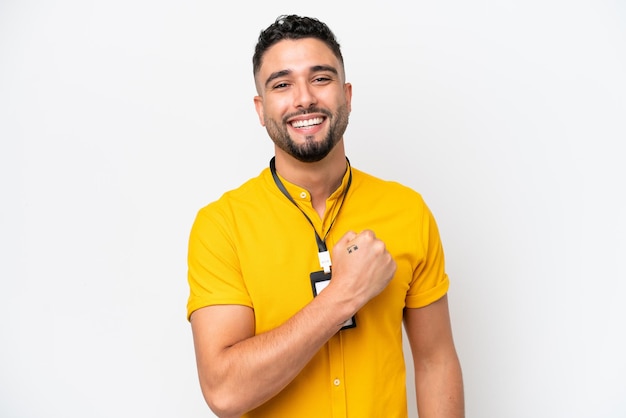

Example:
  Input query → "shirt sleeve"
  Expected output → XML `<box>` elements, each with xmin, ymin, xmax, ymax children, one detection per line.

<box><xmin>186</xmin><ymin>201</ymin><xmax>252</xmax><ymax>321</ymax></box>
<box><xmin>405</xmin><ymin>199</ymin><xmax>450</xmax><ymax>308</ymax></box>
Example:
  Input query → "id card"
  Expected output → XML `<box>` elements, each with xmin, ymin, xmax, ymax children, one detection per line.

<box><xmin>310</xmin><ymin>270</ymin><xmax>357</xmax><ymax>330</ymax></box>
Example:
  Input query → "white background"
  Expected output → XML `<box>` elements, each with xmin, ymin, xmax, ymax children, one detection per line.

<box><xmin>1</xmin><ymin>1</ymin><xmax>625</xmax><ymax>417</ymax></box>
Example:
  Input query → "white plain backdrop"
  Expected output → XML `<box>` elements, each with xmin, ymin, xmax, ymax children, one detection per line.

<box><xmin>1</xmin><ymin>1</ymin><xmax>625</xmax><ymax>417</ymax></box>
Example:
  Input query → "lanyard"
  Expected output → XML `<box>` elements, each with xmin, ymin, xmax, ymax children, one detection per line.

<box><xmin>269</xmin><ymin>157</ymin><xmax>352</xmax><ymax>273</ymax></box>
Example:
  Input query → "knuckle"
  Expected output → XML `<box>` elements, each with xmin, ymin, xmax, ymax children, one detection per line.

<box><xmin>360</xmin><ymin>229</ymin><xmax>375</xmax><ymax>239</ymax></box>
<box><xmin>373</xmin><ymin>239</ymin><xmax>386</xmax><ymax>253</ymax></box>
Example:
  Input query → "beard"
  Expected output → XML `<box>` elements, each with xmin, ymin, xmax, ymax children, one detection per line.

<box><xmin>264</xmin><ymin>104</ymin><xmax>350</xmax><ymax>163</ymax></box>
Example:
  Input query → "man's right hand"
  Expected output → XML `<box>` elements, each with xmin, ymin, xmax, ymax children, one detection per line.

<box><xmin>325</xmin><ymin>229</ymin><xmax>397</xmax><ymax>315</ymax></box>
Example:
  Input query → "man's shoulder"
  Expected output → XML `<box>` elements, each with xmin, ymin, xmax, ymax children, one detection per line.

<box><xmin>198</xmin><ymin>168</ymin><xmax>273</xmax><ymax>214</ymax></box>
<box><xmin>352</xmin><ymin>167</ymin><xmax>425</xmax><ymax>203</ymax></box>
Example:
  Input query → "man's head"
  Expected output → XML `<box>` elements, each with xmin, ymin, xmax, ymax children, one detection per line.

<box><xmin>252</xmin><ymin>15</ymin><xmax>352</xmax><ymax>163</ymax></box>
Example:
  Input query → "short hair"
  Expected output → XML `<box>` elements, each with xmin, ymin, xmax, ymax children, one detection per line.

<box><xmin>252</xmin><ymin>15</ymin><xmax>344</xmax><ymax>77</ymax></box>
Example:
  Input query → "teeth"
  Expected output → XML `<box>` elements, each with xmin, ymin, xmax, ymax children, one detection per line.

<box><xmin>291</xmin><ymin>117</ymin><xmax>323</xmax><ymax>128</ymax></box>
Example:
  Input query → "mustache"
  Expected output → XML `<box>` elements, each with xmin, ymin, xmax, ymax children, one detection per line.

<box><xmin>282</xmin><ymin>107</ymin><xmax>332</xmax><ymax>123</ymax></box>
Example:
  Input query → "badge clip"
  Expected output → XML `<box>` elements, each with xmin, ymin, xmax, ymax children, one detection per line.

<box><xmin>318</xmin><ymin>250</ymin><xmax>332</xmax><ymax>273</ymax></box>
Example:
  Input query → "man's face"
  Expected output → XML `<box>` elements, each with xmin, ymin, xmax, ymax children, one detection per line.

<box><xmin>254</xmin><ymin>38</ymin><xmax>352</xmax><ymax>163</ymax></box>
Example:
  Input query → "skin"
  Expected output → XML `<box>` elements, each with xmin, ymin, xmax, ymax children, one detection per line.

<box><xmin>190</xmin><ymin>37</ymin><xmax>464</xmax><ymax>417</ymax></box>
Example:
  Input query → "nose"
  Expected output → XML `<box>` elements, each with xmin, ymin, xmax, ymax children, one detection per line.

<box><xmin>293</xmin><ymin>83</ymin><xmax>317</xmax><ymax>109</ymax></box>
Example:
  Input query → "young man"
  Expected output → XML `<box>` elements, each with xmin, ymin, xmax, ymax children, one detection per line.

<box><xmin>187</xmin><ymin>15</ymin><xmax>464</xmax><ymax>418</ymax></box>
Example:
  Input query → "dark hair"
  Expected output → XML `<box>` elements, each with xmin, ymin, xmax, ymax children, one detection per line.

<box><xmin>252</xmin><ymin>15</ymin><xmax>344</xmax><ymax>77</ymax></box>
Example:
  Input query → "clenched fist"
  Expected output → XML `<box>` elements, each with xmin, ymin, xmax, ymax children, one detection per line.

<box><xmin>326</xmin><ymin>230</ymin><xmax>397</xmax><ymax>314</ymax></box>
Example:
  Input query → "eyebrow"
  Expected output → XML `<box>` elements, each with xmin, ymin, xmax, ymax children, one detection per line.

<box><xmin>264</xmin><ymin>65</ymin><xmax>340</xmax><ymax>89</ymax></box>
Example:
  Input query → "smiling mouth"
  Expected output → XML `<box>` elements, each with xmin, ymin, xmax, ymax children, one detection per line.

<box><xmin>290</xmin><ymin>117</ymin><xmax>324</xmax><ymax>128</ymax></box>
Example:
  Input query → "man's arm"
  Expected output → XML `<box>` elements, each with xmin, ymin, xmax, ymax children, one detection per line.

<box><xmin>404</xmin><ymin>295</ymin><xmax>465</xmax><ymax>418</ymax></box>
<box><xmin>190</xmin><ymin>230</ymin><xmax>396</xmax><ymax>418</ymax></box>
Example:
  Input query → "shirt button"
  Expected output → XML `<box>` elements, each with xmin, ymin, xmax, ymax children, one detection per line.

<box><xmin>299</xmin><ymin>191</ymin><xmax>307</xmax><ymax>199</ymax></box>
<box><xmin>333</xmin><ymin>379</ymin><xmax>341</xmax><ymax>386</ymax></box>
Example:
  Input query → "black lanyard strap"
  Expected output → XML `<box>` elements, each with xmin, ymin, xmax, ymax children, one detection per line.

<box><xmin>269</xmin><ymin>157</ymin><xmax>352</xmax><ymax>253</ymax></box>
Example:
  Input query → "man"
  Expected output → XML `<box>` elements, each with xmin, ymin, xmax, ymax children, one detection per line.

<box><xmin>187</xmin><ymin>15</ymin><xmax>464</xmax><ymax>418</ymax></box>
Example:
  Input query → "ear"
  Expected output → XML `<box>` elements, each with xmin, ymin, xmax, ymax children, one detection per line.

<box><xmin>253</xmin><ymin>95</ymin><xmax>266</xmax><ymax>126</ymax></box>
<box><xmin>344</xmin><ymin>83</ymin><xmax>353</xmax><ymax>112</ymax></box>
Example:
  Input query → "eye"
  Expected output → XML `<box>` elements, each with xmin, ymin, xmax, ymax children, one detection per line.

<box><xmin>313</xmin><ymin>76</ymin><xmax>332</xmax><ymax>84</ymax></box>
<box><xmin>272</xmin><ymin>82</ymin><xmax>290</xmax><ymax>90</ymax></box>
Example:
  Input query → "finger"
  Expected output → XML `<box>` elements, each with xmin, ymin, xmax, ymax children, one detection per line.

<box><xmin>337</xmin><ymin>230</ymin><xmax>357</xmax><ymax>245</ymax></box>
<box><xmin>355</xmin><ymin>229</ymin><xmax>376</xmax><ymax>242</ymax></box>
<box><xmin>346</xmin><ymin>243</ymin><xmax>359</xmax><ymax>254</ymax></box>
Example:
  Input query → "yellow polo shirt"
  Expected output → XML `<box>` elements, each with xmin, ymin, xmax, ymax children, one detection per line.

<box><xmin>187</xmin><ymin>164</ymin><xmax>449</xmax><ymax>418</ymax></box>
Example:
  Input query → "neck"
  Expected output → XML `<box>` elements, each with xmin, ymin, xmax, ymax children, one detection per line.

<box><xmin>273</xmin><ymin>141</ymin><xmax>347</xmax><ymax>217</ymax></box>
